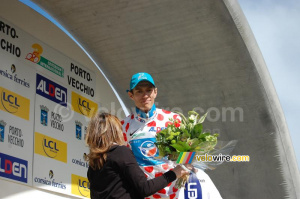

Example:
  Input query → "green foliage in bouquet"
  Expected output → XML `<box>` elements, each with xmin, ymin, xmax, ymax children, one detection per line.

<box><xmin>155</xmin><ymin>110</ymin><xmax>219</xmax><ymax>160</ymax></box>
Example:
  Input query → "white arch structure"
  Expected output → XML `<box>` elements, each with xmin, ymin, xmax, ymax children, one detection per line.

<box><xmin>0</xmin><ymin>0</ymin><xmax>299</xmax><ymax>198</ymax></box>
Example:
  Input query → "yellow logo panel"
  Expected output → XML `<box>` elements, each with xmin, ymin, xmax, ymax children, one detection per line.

<box><xmin>0</xmin><ymin>87</ymin><xmax>30</xmax><ymax>120</ymax></box>
<box><xmin>34</xmin><ymin>132</ymin><xmax>67</xmax><ymax>163</ymax></box>
<box><xmin>71</xmin><ymin>91</ymin><xmax>98</xmax><ymax>118</ymax></box>
<box><xmin>71</xmin><ymin>174</ymin><xmax>90</xmax><ymax>198</ymax></box>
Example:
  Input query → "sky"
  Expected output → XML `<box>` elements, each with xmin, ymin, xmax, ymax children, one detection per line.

<box><xmin>20</xmin><ymin>0</ymin><xmax>300</xmax><ymax>168</ymax></box>
<box><xmin>238</xmin><ymin>0</ymin><xmax>300</xmax><ymax>168</ymax></box>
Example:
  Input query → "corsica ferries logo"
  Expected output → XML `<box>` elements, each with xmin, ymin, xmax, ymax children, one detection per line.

<box><xmin>36</xmin><ymin>74</ymin><xmax>67</xmax><ymax>107</ymax></box>
<box><xmin>25</xmin><ymin>43</ymin><xmax>64</xmax><ymax>77</ymax></box>
<box><xmin>34</xmin><ymin>132</ymin><xmax>67</xmax><ymax>163</ymax></box>
<box><xmin>71</xmin><ymin>174</ymin><xmax>90</xmax><ymax>198</ymax></box>
<box><xmin>71</xmin><ymin>91</ymin><xmax>98</xmax><ymax>118</ymax></box>
<box><xmin>0</xmin><ymin>87</ymin><xmax>30</xmax><ymax>120</ymax></box>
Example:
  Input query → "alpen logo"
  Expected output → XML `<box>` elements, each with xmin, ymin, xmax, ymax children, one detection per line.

<box><xmin>36</xmin><ymin>74</ymin><xmax>67</xmax><ymax>107</ymax></box>
<box><xmin>26</xmin><ymin>43</ymin><xmax>64</xmax><ymax>77</ymax></box>
<box><xmin>0</xmin><ymin>120</ymin><xmax>6</xmax><ymax>142</ymax></box>
<box><xmin>40</xmin><ymin>105</ymin><xmax>49</xmax><ymax>126</ymax></box>
<box><xmin>0</xmin><ymin>153</ymin><xmax>28</xmax><ymax>183</ymax></box>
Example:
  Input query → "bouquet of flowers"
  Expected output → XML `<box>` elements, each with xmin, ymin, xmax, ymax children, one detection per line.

<box><xmin>155</xmin><ymin>110</ymin><xmax>237</xmax><ymax>188</ymax></box>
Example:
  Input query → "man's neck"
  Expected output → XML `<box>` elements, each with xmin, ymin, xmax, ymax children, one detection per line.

<box><xmin>135</xmin><ymin>104</ymin><xmax>156</xmax><ymax>119</ymax></box>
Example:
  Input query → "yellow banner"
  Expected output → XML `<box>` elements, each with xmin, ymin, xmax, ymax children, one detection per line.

<box><xmin>71</xmin><ymin>174</ymin><xmax>90</xmax><ymax>198</ymax></box>
<box><xmin>34</xmin><ymin>132</ymin><xmax>67</xmax><ymax>163</ymax></box>
<box><xmin>0</xmin><ymin>87</ymin><xmax>30</xmax><ymax>120</ymax></box>
<box><xmin>71</xmin><ymin>91</ymin><xmax>98</xmax><ymax>118</ymax></box>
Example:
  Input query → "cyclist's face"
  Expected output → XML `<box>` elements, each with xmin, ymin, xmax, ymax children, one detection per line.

<box><xmin>128</xmin><ymin>81</ymin><xmax>157</xmax><ymax>113</ymax></box>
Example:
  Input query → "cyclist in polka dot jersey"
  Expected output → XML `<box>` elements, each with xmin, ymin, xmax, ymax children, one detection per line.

<box><xmin>122</xmin><ymin>73</ymin><xmax>222</xmax><ymax>199</ymax></box>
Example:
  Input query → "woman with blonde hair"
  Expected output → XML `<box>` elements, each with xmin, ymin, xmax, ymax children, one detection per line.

<box><xmin>86</xmin><ymin>112</ymin><xmax>190</xmax><ymax>199</ymax></box>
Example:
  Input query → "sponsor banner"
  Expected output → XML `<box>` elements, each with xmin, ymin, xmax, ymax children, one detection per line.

<box><xmin>67</xmin><ymin>62</ymin><xmax>95</xmax><ymax>98</ymax></box>
<box><xmin>0</xmin><ymin>19</ymin><xmax>22</xmax><ymax>58</ymax></box>
<box><xmin>36</xmin><ymin>73</ymin><xmax>67</xmax><ymax>107</ymax></box>
<box><xmin>0</xmin><ymin>153</ymin><xmax>28</xmax><ymax>183</ymax></box>
<box><xmin>71</xmin><ymin>91</ymin><xmax>98</xmax><ymax>118</ymax></box>
<box><xmin>71</xmin><ymin>174</ymin><xmax>90</xmax><ymax>198</ymax></box>
<box><xmin>0</xmin><ymin>63</ymin><xmax>30</xmax><ymax>88</ymax></box>
<box><xmin>1</xmin><ymin>17</ymin><xmax>103</xmax><ymax>196</ymax></box>
<box><xmin>0</xmin><ymin>86</ymin><xmax>30</xmax><ymax>120</ymax></box>
<box><xmin>34</xmin><ymin>132</ymin><xmax>67</xmax><ymax>163</ymax></box>
<box><xmin>0</xmin><ymin>120</ymin><xmax>6</xmax><ymax>143</ymax></box>
<box><xmin>7</xmin><ymin>124</ymin><xmax>25</xmax><ymax>148</ymax></box>
<box><xmin>25</xmin><ymin>43</ymin><xmax>64</xmax><ymax>77</ymax></box>
<box><xmin>34</xmin><ymin>169</ymin><xmax>67</xmax><ymax>191</ymax></box>
<box><xmin>1</xmin><ymin>17</ymin><xmax>95</xmax><ymax>100</ymax></box>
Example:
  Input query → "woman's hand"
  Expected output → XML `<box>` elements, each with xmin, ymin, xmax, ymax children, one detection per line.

<box><xmin>183</xmin><ymin>163</ymin><xmax>198</xmax><ymax>173</ymax></box>
<box><xmin>172</xmin><ymin>165</ymin><xmax>190</xmax><ymax>178</ymax></box>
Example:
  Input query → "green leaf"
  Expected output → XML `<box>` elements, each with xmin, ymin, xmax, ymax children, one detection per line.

<box><xmin>188</xmin><ymin>110</ymin><xmax>199</xmax><ymax>117</ymax></box>
<box><xmin>198</xmin><ymin>112</ymin><xmax>208</xmax><ymax>123</ymax></box>
<box><xmin>170</xmin><ymin>143</ymin><xmax>185</xmax><ymax>152</ymax></box>
<box><xmin>189</xmin><ymin>138</ymin><xmax>200</xmax><ymax>149</ymax></box>
<box><xmin>199</xmin><ymin>132</ymin><xmax>210</xmax><ymax>139</ymax></box>
<box><xmin>177</xmin><ymin>141</ymin><xmax>192</xmax><ymax>151</ymax></box>
<box><xmin>193</xmin><ymin>123</ymin><xmax>203</xmax><ymax>138</ymax></box>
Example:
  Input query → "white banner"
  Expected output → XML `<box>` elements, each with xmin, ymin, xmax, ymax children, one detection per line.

<box><xmin>1</xmin><ymin>17</ymin><xmax>99</xmax><ymax>198</ymax></box>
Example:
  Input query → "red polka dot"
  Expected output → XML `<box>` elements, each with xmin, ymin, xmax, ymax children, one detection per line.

<box><xmin>155</xmin><ymin>172</ymin><xmax>163</xmax><ymax>177</ymax></box>
<box><xmin>123</xmin><ymin>133</ymin><xmax>127</xmax><ymax>142</ymax></box>
<box><xmin>158</xmin><ymin>188</ymin><xmax>166</xmax><ymax>194</ymax></box>
<box><xmin>121</xmin><ymin>120</ymin><xmax>124</xmax><ymax>125</ymax></box>
<box><xmin>174</xmin><ymin>122</ymin><xmax>180</xmax><ymax>128</ymax></box>
<box><xmin>170</xmin><ymin>193</ymin><xmax>176</xmax><ymax>199</ymax></box>
<box><xmin>173</xmin><ymin>187</ymin><xmax>178</xmax><ymax>192</ymax></box>
<box><xmin>162</xmin><ymin>164</ymin><xmax>168</xmax><ymax>170</ymax></box>
<box><xmin>165</xmin><ymin>121</ymin><xmax>172</xmax><ymax>127</ymax></box>
<box><xmin>144</xmin><ymin>166</ymin><xmax>154</xmax><ymax>173</ymax></box>
<box><xmin>162</xmin><ymin>109</ymin><xmax>171</xmax><ymax>114</ymax></box>
<box><xmin>147</xmin><ymin>121</ymin><xmax>156</xmax><ymax>127</ymax></box>
<box><xmin>153</xmin><ymin>194</ymin><xmax>161</xmax><ymax>198</ymax></box>
<box><xmin>167</xmin><ymin>182</ymin><xmax>172</xmax><ymax>187</ymax></box>
<box><xmin>157</xmin><ymin>114</ymin><xmax>164</xmax><ymax>121</ymax></box>
<box><xmin>131</xmin><ymin>114</ymin><xmax>134</xmax><ymax>119</ymax></box>
<box><xmin>125</xmin><ymin>123</ymin><xmax>130</xmax><ymax>132</ymax></box>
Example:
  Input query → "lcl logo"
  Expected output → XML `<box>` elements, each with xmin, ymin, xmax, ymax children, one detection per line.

<box><xmin>43</xmin><ymin>138</ymin><xmax>59</xmax><ymax>158</ymax></box>
<box><xmin>78</xmin><ymin>98</ymin><xmax>91</xmax><ymax>110</ymax></box>
<box><xmin>78</xmin><ymin>179</ymin><xmax>90</xmax><ymax>197</ymax></box>
<box><xmin>1</xmin><ymin>91</ymin><xmax>20</xmax><ymax>113</ymax></box>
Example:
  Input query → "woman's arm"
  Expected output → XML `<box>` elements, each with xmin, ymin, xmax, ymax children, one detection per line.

<box><xmin>115</xmin><ymin>146</ymin><xmax>178</xmax><ymax>197</ymax></box>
